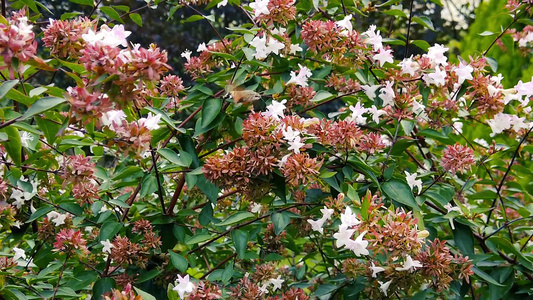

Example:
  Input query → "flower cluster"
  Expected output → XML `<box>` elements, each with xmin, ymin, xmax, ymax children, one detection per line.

<box><xmin>0</xmin><ymin>9</ymin><xmax>37</xmax><ymax>78</ymax></box>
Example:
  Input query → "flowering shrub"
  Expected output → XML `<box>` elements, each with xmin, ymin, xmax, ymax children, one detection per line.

<box><xmin>0</xmin><ymin>0</ymin><xmax>532</xmax><ymax>299</ymax></box>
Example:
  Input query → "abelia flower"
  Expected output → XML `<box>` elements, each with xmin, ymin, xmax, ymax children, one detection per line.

<box><xmin>348</xmin><ymin>102</ymin><xmax>367</xmax><ymax>124</ymax></box>
<box><xmin>425</xmin><ymin>43</ymin><xmax>449</xmax><ymax>66</ymax></box>
<box><xmin>249</xmin><ymin>0</ymin><xmax>270</xmax><ymax>18</ymax></box>
<box><xmin>0</xmin><ymin>9</ymin><xmax>38</xmax><ymax>78</ymax></box>
<box><xmin>379</xmin><ymin>280</ymin><xmax>393</xmax><ymax>296</ymax></box>
<box><xmin>263</xmin><ymin>100</ymin><xmax>287</xmax><ymax>120</ymax></box>
<box><xmin>373</xmin><ymin>47</ymin><xmax>394</xmax><ymax>67</ymax></box>
<box><xmin>405</xmin><ymin>171</ymin><xmax>422</xmax><ymax>194</ymax></box>
<box><xmin>441</xmin><ymin>143</ymin><xmax>475</xmax><ymax>174</ymax></box>
<box><xmin>362</xmin><ymin>84</ymin><xmax>381</xmax><ymax>99</ymax></box>
<box><xmin>369</xmin><ymin>262</ymin><xmax>385</xmax><ymax>278</ymax></box>
<box><xmin>367</xmin><ymin>105</ymin><xmax>386</xmax><ymax>123</ymax></box>
<box><xmin>396</xmin><ymin>254</ymin><xmax>423</xmax><ymax>272</ymax></box>
<box><xmin>287</xmin><ymin>64</ymin><xmax>312</xmax><ymax>87</ymax></box>
<box><xmin>81</xmin><ymin>24</ymin><xmax>131</xmax><ymax>48</ymax></box>
<box><xmin>269</xmin><ymin>275</ymin><xmax>284</xmax><ymax>291</ymax></box>
<box><xmin>363</xmin><ymin>24</ymin><xmax>383</xmax><ymax>51</ymax></box>
<box><xmin>138</xmin><ymin>113</ymin><xmax>162</xmax><ymax>130</ymax></box>
<box><xmin>174</xmin><ymin>274</ymin><xmax>195</xmax><ymax>299</ymax></box>
<box><xmin>42</xmin><ymin>17</ymin><xmax>93</xmax><ymax>59</ymax></box>
<box><xmin>12</xmin><ymin>247</ymin><xmax>26</xmax><ymax>263</ymax></box>
<box><xmin>101</xmin><ymin>239</ymin><xmax>114</xmax><ymax>253</ymax></box>
<box><xmin>398</xmin><ymin>56</ymin><xmax>420</xmax><ymax>76</ymax></box>
<box><xmin>102</xmin><ymin>110</ymin><xmax>127</xmax><ymax>129</ymax></box>
<box><xmin>53</xmin><ymin>229</ymin><xmax>88</xmax><ymax>253</ymax></box>
<box><xmin>336</xmin><ymin>14</ymin><xmax>353</xmax><ymax>34</ymax></box>
<box><xmin>46</xmin><ymin>211</ymin><xmax>68</xmax><ymax>226</ymax></box>
<box><xmin>454</xmin><ymin>62</ymin><xmax>474</xmax><ymax>84</ymax></box>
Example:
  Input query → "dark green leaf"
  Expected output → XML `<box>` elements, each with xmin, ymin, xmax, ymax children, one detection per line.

<box><xmin>201</xmin><ymin>99</ymin><xmax>222</xmax><ymax>128</ymax></box>
<box><xmin>129</xmin><ymin>13</ymin><xmax>142</xmax><ymax>26</ymax></box>
<box><xmin>231</xmin><ymin>230</ymin><xmax>248</xmax><ymax>259</ymax></box>
<box><xmin>21</xmin><ymin>97</ymin><xmax>66</xmax><ymax>120</ymax></box>
<box><xmin>0</xmin><ymin>80</ymin><xmax>19</xmax><ymax>100</ymax></box>
<box><xmin>412</xmin><ymin>16</ymin><xmax>435</xmax><ymax>31</ymax></box>
<box><xmin>169</xmin><ymin>251</ymin><xmax>188</xmax><ymax>272</ymax></box>
<box><xmin>100</xmin><ymin>6</ymin><xmax>124</xmax><ymax>23</ymax></box>
<box><xmin>93</xmin><ymin>278</ymin><xmax>116</xmax><ymax>300</ymax></box>
<box><xmin>99</xmin><ymin>221</ymin><xmax>123</xmax><ymax>242</ymax></box>
<box><xmin>28</xmin><ymin>206</ymin><xmax>54</xmax><ymax>222</ymax></box>
<box><xmin>69</xmin><ymin>0</ymin><xmax>94</xmax><ymax>6</ymax></box>
<box><xmin>271</xmin><ymin>212</ymin><xmax>291</xmax><ymax>235</ymax></box>
<box><xmin>218</xmin><ymin>212</ymin><xmax>254</xmax><ymax>226</ymax></box>
<box><xmin>382</xmin><ymin>180</ymin><xmax>419</xmax><ymax>209</ymax></box>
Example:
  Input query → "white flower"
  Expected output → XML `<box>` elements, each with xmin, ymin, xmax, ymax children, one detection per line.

<box><xmin>262</xmin><ymin>100</ymin><xmax>287</xmax><ymax>120</ymax></box>
<box><xmin>282</xmin><ymin>126</ymin><xmax>300</xmax><ymax>142</ymax></box>
<box><xmin>367</xmin><ymin>105</ymin><xmax>385</xmax><ymax>123</ymax></box>
<box><xmin>101</xmin><ymin>239</ymin><xmax>114</xmax><ymax>253</ymax></box>
<box><xmin>395</xmin><ymin>255</ymin><xmax>423</xmax><ymax>272</ymax></box>
<box><xmin>197</xmin><ymin>42</ymin><xmax>208</xmax><ymax>52</ymax></box>
<box><xmin>287</xmin><ymin>64</ymin><xmax>312</xmax><ymax>87</ymax></box>
<box><xmin>373</xmin><ymin>48</ymin><xmax>393</xmax><ymax>67</ymax></box>
<box><xmin>362</xmin><ymin>84</ymin><xmax>381</xmax><ymax>99</ymax></box>
<box><xmin>307</xmin><ymin>219</ymin><xmax>323</xmax><ymax>234</ymax></box>
<box><xmin>474</xmin><ymin>138</ymin><xmax>489</xmax><ymax>148</ymax></box>
<box><xmin>217</xmin><ymin>0</ymin><xmax>228</xmax><ymax>7</ymax></box>
<box><xmin>289</xmin><ymin>44</ymin><xmax>303</xmax><ymax>55</ymax></box>
<box><xmin>46</xmin><ymin>211</ymin><xmax>68</xmax><ymax>226</ymax></box>
<box><xmin>181</xmin><ymin>50</ymin><xmax>192</xmax><ymax>62</ymax></box>
<box><xmin>13</xmin><ymin>247</ymin><xmax>26</xmax><ymax>261</ymax></box>
<box><xmin>333</xmin><ymin>224</ymin><xmax>356</xmax><ymax>248</ymax></box>
<box><xmin>346</xmin><ymin>230</ymin><xmax>369</xmax><ymax>256</ymax></box>
<box><xmin>425</xmin><ymin>44</ymin><xmax>449</xmax><ymax>66</ymax></box>
<box><xmin>370</xmin><ymin>262</ymin><xmax>385</xmax><ymax>278</ymax></box>
<box><xmin>444</xmin><ymin>203</ymin><xmax>461</xmax><ymax>213</ymax></box>
<box><xmin>487</xmin><ymin>113</ymin><xmax>512</xmax><ymax>136</ymax></box>
<box><xmin>102</xmin><ymin>110</ymin><xmax>126</xmax><ymax>128</ymax></box>
<box><xmin>405</xmin><ymin>171</ymin><xmax>422</xmax><ymax>194</ymax></box>
<box><xmin>379</xmin><ymin>81</ymin><xmax>395</xmax><ymax>107</ymax></box>
<box><xmin>379</xmin><ymin>280</ymin><xmax>393</xmax><ymax>296</ymax></box>
<box><xmin>348</xmin><ymin>102</ymin><xmax>367</xmax><ymax>125</ymax></box>
<box><xmin>340</xmin><ymin>206</ymin><xmax>361</xmax><ymax>227</ymax></box>
<box><xmin>454</xmin><ymin>62</ymin><xmax>473</xmax><ymax>84</ymax></box>
<box><xmin>398</xmin><ymin>57</ymin><xmax>419</xmax><ymax>76</ymax></box>
<box><xmin>320</xmin><ymin>207</ymin><xmax>334</xmax><ymax>221</ymax></box>
<box><xmin>251</xmin><ymin>203</ymin><xmax>263</xmax><ymax>213</ymax></box>
<box><xmin>249</xmin><ymin>0</ymin><xmax>270</xmax><ymax>18</ymax></box>
<box><xmin>490</xmin><ymin>73</ymin><xmax>504</xmax><ymax>86</ymax></box>
<box><xmin>10</xmin><ymin>190</ymin><xmax>25</xmax><ymax>209</ymax></box>
<box><xmin>258</xmin><ymin>282</ymin><xmax>270</xmax><ymax>294</ymax></box>
<box><xmin>336</xmin><ymin>14</ymin><xmax>353</xmax><ymax>34</ymax></box>
<box><xmin>269</xmin><ymin>275</ymin><xmax>284</xmax><ymax>291</ymax></box>
<box><xmin>266</xmin><ymin>38</ymin><xmax>285</xmax><ymax>55</ymax></box>
<box><xmin>287</xmin><ymin>136</ymin><xmax>305</xmax><ymax>154</ymax></box>
<box><xmin>20</xmin><ymin>131</ymin><xmax>33</xmax><ymax>148</ymax></box>
<box><xmin>173</xmin><ymin>274</ymin><xmax>195</xmax><ymax>299</ymax></box>
<box><xmin>363</xmin><ymin>25</ymin><xmax>383</xmax><ymax>51</ymax></box>
<box><xmin>138</xmin><ymin>113</ymin><xmax>162</xmax><ymax>130</ymax></box>
<box><xmin>82</xmin><ymin>25</ymin><xmax>131</xmax><ymax>48</ymax></box>
<box><xmin>423</xmin><ymin>66</ymin><xmax>447</xmax><ymax>87</ymax></box>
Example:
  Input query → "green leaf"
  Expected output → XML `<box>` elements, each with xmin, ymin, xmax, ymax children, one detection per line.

<box><xmin>35</xmin><ymin>117</ymin><xmax>61</xmax><ymax>145</ymax></box>
<box><xmin>473</xmin><ymin>267</ymin><xmax>505</xmax><ymax>286</ymax></box>
<box><xmin>382</xmin><ymin>180</ymin><xmax>419</xmax><ymax>209</ymax></box>
<box><xmin>479</xmin><ymin>31</ymin><xmax>494</xmax><ymax>36</ymax></box>
<box><xmin>218</xmin><ymin>212</ymin><xmax>255</xmax><ymax>227</ymax></box>
<box><xmin>221</xmin><ymin>261</ymin><xmax>234</xmax><ymax>283</ymax></box>
<box><xmin>412</xmin><ymin>16</ymin><xmax>435</xmax><ymax>31</ymax></box>
<box><xmin>466</xmin><ymin>190</ymin><xmax>497</xmax><ymax>200</ymax></box>
<box><xmin>69</xmin><ymin>0</ymin><xmax>94</xmax><ymax>6</ymax></box>
<box><xmin>486</xmin><ymin>57</ymin><xmax>498</xmax><ymax>72</ymax></box>
<box><xmin>184</xmin><ymin>15</ymin><xmax>204</xmax><ymax>23</ymax></box>
<box><xmin>1</xmin><ymin>127</ymin><xmax>22</xmax><ymax>166</ymax></box>
<box><xmin>129</xmin><ymin>13</ymin><xmax>143</xmax><ymax>26</ymax></box>
<box><xmin>0</xmin><ymin>80</ymin><xmax>19</xmax><ymax>100</ymax></box>
<box><xmin>99</xmin><ymin>221</ymin><xmax>123</xmax><ymax>242</ymax></box>
<box><xmin>158</xmin><ymin>148</ymin><xmax>191</xmax><ymax>167</ymax></box>
<box><xmin>21</xmin><ymin>97</ymin><xmax>66</xmax><ymax>120</ymax></box>
<box><xmin>93</xmin><ymin>278</ymin><xmax>116</xmax><ymax>300</ymax></box>
<box><xmin>231</xmin><ymin>230</ymin><xmax>248</xmax><ymax>259</ymax></box>
<box><xmin>411</xmin><ymin>40</ymin><xmax>431</xmax><ymax>52</ymax></box>
<box><xmin>137</xmin><ymin>269</ymin><xmax>162</xmax><ymax>283</ymax></box>
<box><xmin>453</xmin><ymin>222</ymin><xmax>474</xmax><ymax>256</ymax></box>
<box><xmin>201</xmin><ymin>99</ymin><xmax>222</xmax><ymax>128</ymax></box>
<box><xmin>169</xmin><ymin>251</ymin><xmax>188</xmax><ymax>272</ymax></box>
<box><xmin>186</xmin><ymin>234</ymin><xmax>212</xmax><ymax>245</ymax></box>
<box><xmin>140</xmin><ymin>174</ymin><xmax>158</xmax><ymax>198</ymax></box>
<box><xmin>133</xmin><ymin>287</ymin><xmax>156</xmax><ymax>300</ymax></box>
<box><xmin>271</xmin><ymin>212</ymin><xmax>291</xmax><ymax>235</ymax></box>
<box><xmin>28</xmin><ymin>206</ymin><xmax>54</xmax><ymax>222</ymax></box>
<box><xmin>100</xmin><ymin>6</ymin><xmax>124</xmax><ymax>23</ymax></box>
<box><xmin>486</xmin><ymin>236</ymin><xmax>533</xmax><ymax>271</ymax></box>
<box><xmin>113</xmin><ymin>166</ymin><xmax>143</xmax><ymax>180</ymax></box>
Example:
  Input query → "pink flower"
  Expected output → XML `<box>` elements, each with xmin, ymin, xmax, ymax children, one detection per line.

<box><xmin>441</xmin><ymin>143</ymin><xmax>475</xmax><ymax>174</ymax></box>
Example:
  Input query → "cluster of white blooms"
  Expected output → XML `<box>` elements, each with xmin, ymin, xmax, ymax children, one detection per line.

<box><xmin>82</xmin><ymin>24</ymin><xmax>131</xmax><ymax>48</ymax></box>
<box><xmin>250</xmin><ymin>35</ymin><xmax>285</xmax><ymax>60</ymax></box>
<box><xmin>332</xmin><ymin>207</ymin><xmax>369</xmax><ymax>256</ymax></box>
<box><xmin>10</xmin><ymin>179</ymin><xmax>38</xmax><ymax>209</ymax></box>
<box><xmin>258</xmin><ymin>275</ymin><xmax>284</xmax><ymax>294</ymax></box>
<box><xmin>46</xmin><ymin>211</ymin><xmax>68</xmax><ymax>226</ymax></box>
